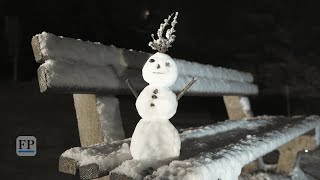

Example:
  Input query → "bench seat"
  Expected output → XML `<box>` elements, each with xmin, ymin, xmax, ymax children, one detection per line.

<box><xmin>59</xmin><ymin>115</ymin><xmax>320</xmax><ymax>180</ymax></box>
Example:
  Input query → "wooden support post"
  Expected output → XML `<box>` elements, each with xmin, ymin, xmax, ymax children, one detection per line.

<box><xmin>277</xmin><ymin>134</ymin><xmax>317</xmax><ymax>173</ymax></box>
<box><xmin>223</xmin><ymin>96</ymin><xmax>252</xmax><ymax>120</ymax></box>
<box><xmin>73</xmin><ymin>94</ymin><xmax>125</xmax><ymax>147</ymax></box>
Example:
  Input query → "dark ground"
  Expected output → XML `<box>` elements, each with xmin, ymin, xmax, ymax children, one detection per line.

<box><xmin>2</xmin><ymin>1</ymin><xmax>320</xmax><ymax>179</ymax></box>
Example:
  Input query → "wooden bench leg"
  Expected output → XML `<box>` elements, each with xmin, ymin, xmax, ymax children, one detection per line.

<box><xmin>223</xmin><ymin>96</ymin><xmax>253</xmax><ymax>120</ymax></box>
<box><xmin>73</xmin><ymin>94</ymin><xmax>125</xmax><ymax>147</ymax></box>
<box><xmin>277</xmin><ymin>134</ymin><xmax>317</xmax><ymax>173</ymax></box>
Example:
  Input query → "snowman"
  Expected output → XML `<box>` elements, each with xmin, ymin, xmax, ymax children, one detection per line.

<box><xmin>127</xmin><ymin>12</ymin><xmax>197</xmax><ymax>162</ymax></box>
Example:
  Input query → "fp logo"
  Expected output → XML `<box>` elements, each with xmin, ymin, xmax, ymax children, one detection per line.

<box><xmin>16</xmin><ymin>136</ymin><xmax>37</xmax><ymax>156</ymax></box>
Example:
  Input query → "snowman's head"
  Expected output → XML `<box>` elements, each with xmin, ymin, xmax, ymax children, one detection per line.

<box><xmin>142</xmin><ymin>52</ymin><xmax>178</xmax><ymax>87</ymax></box>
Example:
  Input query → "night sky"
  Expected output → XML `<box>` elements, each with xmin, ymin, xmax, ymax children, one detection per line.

<box><xmin>2</xmin><ymin>1</ymin><xmax>320</xmax><ymax>83</ymax></box>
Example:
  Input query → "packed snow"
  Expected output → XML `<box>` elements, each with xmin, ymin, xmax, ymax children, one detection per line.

<box><xmin>61</xmin><ymin>140</ymin><xmax>132</xmax><ymax>172</ymax></box>
<box><xmin>175</xmin><ymin>58</ymin><xmax>254</xmax><ymax>83</ymax></box>
<box><xmin>171</xmin><ymin>75</ymin><xmax>258</xmax><ymax>95</ymax></box>
<box><xmin>37</xmin><ymin>32</ymin><xmax>121</xmax><ymax>66</ymax></box>
<box><xmin>96</xmin><ymin>96</ymin><xmax>125</xmax><ymax>143</ymax></box>
<box><xmin>180</xmin><ymin>117</ymin><xmax>271</xmax><ymax>141</ymax></box>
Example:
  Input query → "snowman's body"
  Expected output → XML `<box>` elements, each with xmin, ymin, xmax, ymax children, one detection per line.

<box><xmin>130</xmin><ymin>52</ymin><xmax>181</xmax><ymax>161</ymax></box>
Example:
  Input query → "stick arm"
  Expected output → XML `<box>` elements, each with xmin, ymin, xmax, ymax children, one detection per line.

<box><xmin>125</xmin><ymin>79</ymin><xmax>139</xmax><ymax>99</ymax></box>
<box><xmin>176</xmin><ymin>77</ymin><xmax>198</xmax><ymax>100</ymax></box>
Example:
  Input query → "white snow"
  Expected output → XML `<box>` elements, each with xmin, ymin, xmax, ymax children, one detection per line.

<box><xmin>37</xmin><ymin>32</ymin><xmax>121</xmax><ymax>66</ymax></box>
<box><xmin>41</xmin><ymin>60</ymin><xmax>120</xmax><ymax>90</ymax></box>
<box><xmin>96</xmin><ymin>96</ymin><xmax>125</xmax><ymax>143</ymax></box>
<box><xmin>175</xmin><ymin>58</ymin><xmax>254</xmax><ymax>83</ymax></box>
<box><xmin>171</xmin><ymin>75</ymin><xmax>258</xmax><ymax>95</ymax></box>
<box><xmin>240</xmin><ymin>96</ymin><xmax>251</xmax><ymax>111</ymax></box>
<box><xmin>180</xmin><ymin>116</ymin><xmax>270</xmax><ymax>141</ymax></box>
<box><xmin>111</xmin><ymin>159</ymin><xmax>168</xmax><ymax>179</ymax></box>
<box><xmin>61</xmin><ymin>140</ymin><xmax>132</xmax><ymax>172</ymax></box>
<box><xmin>147</xmin><ymin>115</ymin><xmax>320</xmax><ymax>180</ymax></box>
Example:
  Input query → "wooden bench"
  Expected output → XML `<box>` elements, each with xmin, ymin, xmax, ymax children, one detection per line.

<box><xmin>31</xmin><ymin>32</ymin><xmax>320</xmax><ymax>180</ymax></box>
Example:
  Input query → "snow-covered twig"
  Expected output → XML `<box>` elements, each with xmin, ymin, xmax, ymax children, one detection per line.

<box><xmin>125</xmin><ymin>79</ymin><xmax>138</xmax><ymax>98</ymax></box>
<box><xmin>176</xmin><ymin>77</ymin><xmax>198</xmax><ymax>100</ymax></box>
<box><xmin>149</xmin><ymin>12</ymin><xmax>178</xmax><ymax>53</ymax></box>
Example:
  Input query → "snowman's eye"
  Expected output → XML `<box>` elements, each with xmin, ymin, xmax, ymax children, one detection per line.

<box><xmin>149</xmin><ymin>59</ymin><xmax>155</xmax><ymax>63</ymax></box>
<box><xmin>166</xmin><ymin>62</ymin><xmax>170</xmax><ymax>67</ymax></box>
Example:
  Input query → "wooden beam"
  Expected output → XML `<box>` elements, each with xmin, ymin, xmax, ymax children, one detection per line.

<box><xmin>277</xmin><ymin>133</ymin><xmax>317</xmax><ymax>173</ymax></box>
<box><xmin>73</xmin><ymin>94</ymin><xmax>125</xmax><ymax>147</ymax></box>
<box><xmin>31</xmin><ymin>35</ymin><xmax>43</xmax><ymax>63</ymax></box>
<box><xmin>223</xmin><ymin>96</ymin><xmax>252</xmax><ymax>120</ymax></box>
<box><xmin>58</xmin><ymin>156</ymin><xmax>78</xmax><ymax>175</ymax></box>
<box><xmin>73</xmin><ymin>94</ymin><xmax>104</xmax><ymax>146</ymax></box>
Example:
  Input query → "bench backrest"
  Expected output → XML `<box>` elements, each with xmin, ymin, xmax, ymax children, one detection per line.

<box><xmin>31</xmin><ymin>32</ymin><xmax>258</xmax><ymax>146</ymax></box>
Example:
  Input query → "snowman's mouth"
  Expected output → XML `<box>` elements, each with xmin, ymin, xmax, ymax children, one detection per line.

<box><xmin>153</xmin><ymin>72</ymin><xmax>165</xmax><ymax>74</ymax></box>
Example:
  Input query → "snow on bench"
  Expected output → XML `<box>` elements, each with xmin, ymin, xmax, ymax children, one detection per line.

<box><xmin>31</xmin><ymin>32</ymin><xmax>318</xmax><ymax>180</ymax></box>
<box><xmin>59</xmin><ymin>116</ymin><xmax>320</xmax><ymax>180</ymax></box>
<box><xmin>32</xmin><ymin>32</ymin><xmax>258</xmax><ymax>96</ymax></box>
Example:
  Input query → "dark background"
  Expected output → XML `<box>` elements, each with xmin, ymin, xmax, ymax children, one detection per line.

<box><xmin>1</xmin><ymin>1</ymin><xmax>320</xmax><ymax>179</ymax></box>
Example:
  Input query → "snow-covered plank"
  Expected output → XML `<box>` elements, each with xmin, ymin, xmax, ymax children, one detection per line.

<box><xmin>172</xmin><ymin>75</ymin><xmax>258</xmax><ymax>96</ymax></box>
<box><xmin>38</xmin><ymin>60</ymin><xmax>258</xmax><ymax>95</ymax></box>
<box><xmin>32</xmin><ymin>32</ymin><xmax>151</xmax><ymax>69</ymax></box>
<box><xmin>32</xmin><ymin>32</ymin><xmax>254</xmax><ymax>83</ymax></box>
<box><xmin>175</xmin><ymin>59</ymin><xmax>254</xmax><ymax>83</ymax></box>
<box><xmin>146</xmin><ymin>115</ymin><xmax>320</xmax><ymax>180</ymax></box>
<box><xmin>60</xmin><ymin>139</ymin><xmax>132</xmax><ymax>179</ymax></box>
<box><xmin>37</xmin><ymin>60</ymin><xmax>121</xmax><ymax>93</ymax></box>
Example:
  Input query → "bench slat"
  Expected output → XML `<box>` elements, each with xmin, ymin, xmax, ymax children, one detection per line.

<box><xmin>38</xmin><ymin>60</ymin><xmax>258</xmax><ymax>95</ymax></box>
<box><xmin>32</xmin><ymin>32</ymin><xmax>254</xmax><ymax>83</ymax></box>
